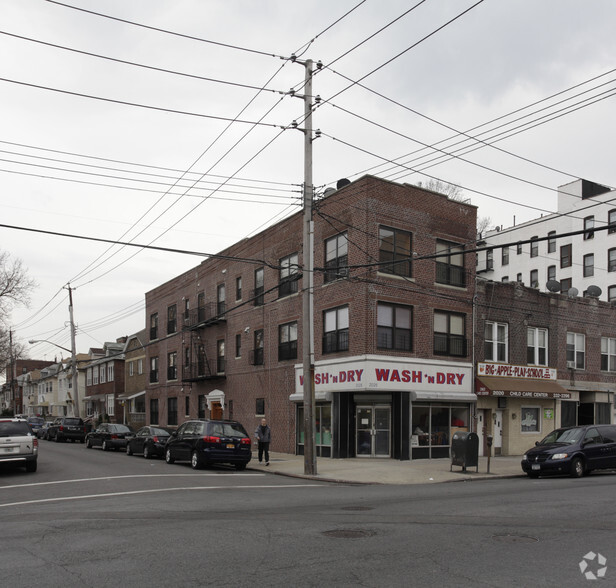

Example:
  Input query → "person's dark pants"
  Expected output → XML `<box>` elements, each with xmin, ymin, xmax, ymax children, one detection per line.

<box><xmin>258</xmin><ymin>441</ymin><xmax>270</xmax><ymax>463</ymax></box>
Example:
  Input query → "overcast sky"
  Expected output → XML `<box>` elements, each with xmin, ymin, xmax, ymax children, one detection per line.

<box><xmin>2</xmin><ymin>0</ymin><xmax>616</xmax><ymax>364</ymax></box>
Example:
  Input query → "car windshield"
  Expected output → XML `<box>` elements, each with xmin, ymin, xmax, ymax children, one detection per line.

<box><xmin>28</xmin><ymin>417</ymin><xmax>45</xmax><ymax>425</ymax></box>
<box><xmin>0</xmin><ymin>422</ymin><xmax>32</xmax><ymax>436</ymax></box>
<box><xmin>210</xmin><ymin>422</ymin><xmax>249</xmax><ymax>437</ymax></box>
<box><xmin>151</xmin><ymin>427</ymin><xmax>170</xmax><ymax>436</ymax></box>
<box><xmin>64</xmin><ymin>418</ymin><xmax>83</xmax><ymax>426</ymax></box>
<box><xmin>539</xmin><ymin>428</ymin><xmax>583</xmax><ymax>445</ymax></box>
<box><xmin>113</xmin><ymin>425</ymin><xmax>132</xmax><ymax>433</ymax></box>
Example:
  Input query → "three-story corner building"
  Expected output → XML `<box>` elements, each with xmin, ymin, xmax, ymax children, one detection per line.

<box><xmin>473</xmin><ymin>279</ymin><xmax>616</xmax><ymax>457</ymax></box>
<box><xmin>145</xmin><ymin>175</ymin><xmax>478</xmax><ymax>460</ymax></box>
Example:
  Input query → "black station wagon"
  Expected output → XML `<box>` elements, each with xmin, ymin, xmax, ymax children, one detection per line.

<box><xmin>521</xmin><ymin>424</ymin><xmax>616</xmax><ymax>478</ymax></box>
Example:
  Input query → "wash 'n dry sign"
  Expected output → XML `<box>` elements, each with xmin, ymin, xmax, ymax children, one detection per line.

<box><xmin>477</xmin><ymin>362</ymin><xmax>557</xmax><ymax>380</ymax></box>
<box><xmin>295</xmin><ymin>357</ymin><xmax>472</xmax><ymax>394</ymax></box>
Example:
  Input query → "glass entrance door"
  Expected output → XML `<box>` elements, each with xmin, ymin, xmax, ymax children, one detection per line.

<box><xmin>356</xmin><ymin>405</ymin><xmax>390</xmax><ymax>457</ymax></box>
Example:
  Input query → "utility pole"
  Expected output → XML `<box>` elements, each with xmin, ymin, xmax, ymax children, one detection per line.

<box><xmin>299</xmin><ymin>58</ymin><xmax>318</xmax><ymax>476</ymax></box>
<box><xmin>9</xmin><ymin>329</ymin><xmax>15</xmax><ymax>414</ymax></box>
<box><xmin>67</xmin><ymin>285</ymin><xmax>80</xmax><ymax>418</ymax></box>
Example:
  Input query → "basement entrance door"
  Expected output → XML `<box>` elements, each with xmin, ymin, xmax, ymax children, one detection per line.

<box><xmin>356</xmin><ymin>405</ymin><xmax>390</xmax><ymax>457</ymax></box>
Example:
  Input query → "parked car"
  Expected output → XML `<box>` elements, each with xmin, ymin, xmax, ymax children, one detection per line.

<box><xmin>126</xmin><ymin>426</ymin><xmax>172</xmax><ymax>459</ymax></box>
<box><xmin>37</xmin><ymin>419</ymin><xmax>55</xmax><ymax>440</ymax></box>
<box><xmin>86</xmin><ymin>423</ymin><xmax>135</xmax><ymax>451</ymax></box>
<box><xmin>47</xmin><ymin>417</ymin><xmax>88</xmax><ymax>443</ymax></box>
<box><xmin>165</xmin><ymin>419</ymin><xmax>252</xmax><ymax>470</ymax></box>
<box><xmin>26</xmin><ymin>416</ymin><xmax>46</xmax><ymax>437</ymax></box>
<box><xmin>521</xmin><ymin>424</ymin><xmax>616</xmax><ymax>478</ymax></box>
<box><xmin>0</xmin><ymin>418</ymin><xmax>38</xmax><ymax>472</ymax></box>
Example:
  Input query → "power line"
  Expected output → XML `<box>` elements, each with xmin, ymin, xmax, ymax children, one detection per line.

<box><xmin>45</xmin><ymin>0</ymin><xmax>286</xmax><ymax>59</ymax></box>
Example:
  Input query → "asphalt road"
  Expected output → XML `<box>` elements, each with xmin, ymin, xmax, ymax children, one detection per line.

<box><xmin>1</xmin><ymin>440</ymin><xmax>615</xmax><ymax>587</ymax></box>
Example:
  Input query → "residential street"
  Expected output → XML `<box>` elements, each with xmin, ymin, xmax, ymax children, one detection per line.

<box><xmin>1</xmin><ymin>441</ymin><xmax>615</xmax><ymax>587</ymax></box>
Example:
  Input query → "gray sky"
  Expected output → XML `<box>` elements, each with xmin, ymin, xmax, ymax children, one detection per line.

<box><xmin>2</xmin><ymin>0</ymin><xmax>615</xmax><ymax>362</ymax></box>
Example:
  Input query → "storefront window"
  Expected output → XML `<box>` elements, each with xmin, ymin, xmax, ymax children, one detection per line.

<box><xmin>521</xmin><ymin>407</ymin><xmax>540</xmax><ymax>433</ymax></box>
<box><xmin>297</xmin><ymin>404</ymin><xmax>332</xmax><ymax>457</ymax></box>
<box><xmin>412</xmin><ymin>404</ymin><xmax>470</xmax><ymax>459</ymax></box>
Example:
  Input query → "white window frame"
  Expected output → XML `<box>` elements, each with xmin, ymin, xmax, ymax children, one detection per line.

<box><xmin>485</xmin><ymin>321</ymin><xmax>508</xmax><ymax>362</ymax></box>
<box><xmin>106</xmin><ymin>394</ymin><xmax>115</xmax><ymax>416</ymax></box>
<box><xmin>601</xmin><ymin>337</ymin><xmax>616</xmax><ymax>372</ymax></box>
<box><xmin>107</xmin><ymin>363</ymin><xmax>114</xmax><ymax>382</ymax></box>
<box><xmin>527</xmin><ymin>327</ymin><xmax>548</xmax><ymax>366</ymax></box>
<box><xmin>137</xmin><ymin>358</ymin><xmax>143</xmax><ymax>375</ymax></box>
<box><xmin>100</xmin><ymin>365</ymin><xmax>106</xmax><ymax>384</ymax></box>
<box><xmin>129</xmin><ymin>361</ymin><xmax>134</xmax><ymax>377</ymax></box>
<box><xmin>567</xmin><ymin>332</ymin><xmax>585</xmax><ymax>370</ymax></box>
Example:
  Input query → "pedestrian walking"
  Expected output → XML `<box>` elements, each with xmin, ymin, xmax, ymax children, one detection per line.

<box><xmin>255</xmin><ymin>418</ymin><xmax>271</xmax><ymax>465</ymax></box>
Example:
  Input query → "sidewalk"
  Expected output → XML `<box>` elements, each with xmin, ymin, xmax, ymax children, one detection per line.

<box><xmin>249</xmin><ymin>452</ymin><xmax>524</xmax><ymax>485</ymax></box>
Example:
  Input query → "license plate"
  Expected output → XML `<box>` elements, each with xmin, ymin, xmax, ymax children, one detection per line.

<box><xmin>531</xmin><ymin>464</ymin><xmax>540</xmax><ymax>471</ymax></box>
<box><xmin>2</xmin><ymin>447</ymin><xmax>14</xmax><ymax>453</ymax></box>
<box><xmin>226</xmin><ymin>444</ymin><xmax>235</xmax><ymax>449</ymax></box>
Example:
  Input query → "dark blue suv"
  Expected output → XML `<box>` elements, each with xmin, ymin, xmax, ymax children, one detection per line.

<box><xmin>521</xmin><ymin>424</ymin><xmax>616</xmax><ymax>478</ymax></box>
<box><xmin>165</xmin><ymin>419</ymin><xmax>252</xmax><ymax>470</ymax></box>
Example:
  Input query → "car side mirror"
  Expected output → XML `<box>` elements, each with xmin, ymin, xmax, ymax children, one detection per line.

<box><xmin>535</xmin><ymin>441</ymin><xmax>540</xmax><ymax>446</ymax></box>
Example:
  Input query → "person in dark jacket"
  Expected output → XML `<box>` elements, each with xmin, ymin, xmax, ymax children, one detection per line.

<box><xmin>255</xmin><ymin>418</ymin><xmax>271</xmax><ymax>465</ymax></box>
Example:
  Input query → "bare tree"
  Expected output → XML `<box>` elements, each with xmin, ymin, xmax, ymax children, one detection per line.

<box><xmin>420</xmin><ymin>178</ymin><xmax>466</xmax><ymax>201</ymax></box>
<box><xmin>0</xmin><ymin>250</ymin><xmax>37</xmax><ymax>377</ymax></box>
<box><xmin>419</xmin><ymin>179</ymin><xmax>493</xmax><ymax>234</ymax></box>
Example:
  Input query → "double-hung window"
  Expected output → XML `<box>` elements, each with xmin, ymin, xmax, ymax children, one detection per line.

<box><xmin>251</xmin><ymin>330</ymin><xmax>264</xmax><ymax>366</ymax></box>
<box><xmin>583</xmin><ymin>216</ymin><xmax>594</xmax><ymax>240</ymax></box>
<box><xmin>377</xmin><ymin>303</ymin><xmax>412</xmax><ymax>351</ymax></box>
<box><xmin>279</xmin><ymin>253</ymin><xmax>299</xmax><ymax>297</ymax></box>
<box><xmin>150</xmin><ymin>356</ymin><xmax>159</xmax><ymax>383</ymax></box>
<box><xmin>379</xmin><ymin>226</ymin><xmax>411</xmax><ymax>277</ymax></box>
<box><xmin>560</xmin><ymin>244</ymin><xmax>572</xmax><ymax>268</ymax></box>
<box><xmin>484</xmin><ymin>322</ymin><xmax>508</xmax><ymax>362</ymax></box>
<box><xmin>167</xmin><ymin>304</ymin><xmax>177</xmax><ymax>334</ymax></box>
<box><xmin>434</xmin><ymin>311</ymin><xmax>466</xmax><ymax>357</ymax></box>
<box><xmin>435</xmin><ymin>240</ymin><xmax>465</xmax><ymax>287</ymax></box>
<box><xmin>278</xmin><ymin>322</ymin><xmax>298</xmax><ymax>360</ymax></box>
<box><xmin>601</xmin><ymin>337</ymin><xmax>616</xmax><ymax>372</ymax></box>
<box><xmin>323</xmin><ymin>306</ymin><xmax>349</xmax><ymax>354</ymax></box>
<box><xmin>150</xmin><ymin>313</ymin><xmax>158</xmax><ymax>340</ymax></box>
<box><xmin>566</xmin><ymin>332</ymin><xmax>585</xmax><ymax>370</ymax></box>
<box><xmin>324</xmin><ymin>232</ymin><xmax>349</xmax><ymax>282</ymax></box>
<box><xmin>167</xmin><ymin>351</ymin><xmax>177</xmax><ymax>381</ymax></box>
<box><xmin>254</xmin><ymin>268</ymin><xmax>264</xmax><ymax>306</ymax></box>
<box><xmin>530</xmin><ymin>237</ymin><xmax>539</xmax><ymax>258</ymax></box>
<box><xmin>609</xmin><ymin>209</ymin><xmax>616</xmax><ymax>234</ymax></box>
<box><xmin>608</xmin><ymin>249</ymin><xmax>616</xmax><ymax>273</ymax></box>
<box><xmin>547</xmin><ymin>231</ymin><xmax>556</xmax><ymax>253</ymax></box>
<box><xmin>527</xmin><ymin>327</ymin><xmax>548</xmax><ymax>365</ymax></box>
<box><xmin>583</xmin><ymin>254</ymin><xmax>594</xmax><ymax>277</ymax></box>
<box><xmin>501</xmin><ymin>247</ymin><xmax>509</xmax><ymax>266</ymax></box>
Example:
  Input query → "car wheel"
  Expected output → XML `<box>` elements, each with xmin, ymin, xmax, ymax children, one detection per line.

<box><xmin>102</xmin><ymin>440</ymin><xmax>109</xmax><ymax>452</ymax></box>
<box><xmin>126</xmin><ymin>444</ymin><xmax>133</xmax><ymax>456</ymax></box>
<box><xmin>191</xmin><ymin>450</ymin><xmax>202</xmax><ymax>470</ymax></box>
<box><xmin>143</xmin><ymin>445</ymin><xmax>151</xmax><ymax>459</ymax></box>
<box><xmin>165</xmin><ymin>448</ymin><xmax>175</xmax><ymax>464</ymax></box>
<box><xmin>570</xmin><ymin>456</ymin><xmax>585</xmax><ymax>478</ymax></box>
<box><xmin>86</xmin><ymin>438</ymin><xmax>92</xmax><ymax>448</ymax></box>
<box><xmin>25</xmin><ymin>460</ymin><xmax>37</xmax><ymax>473</ymax></box>
<box><xmin>235</xmin><ymin>462</ymin><xmax>247</xmax><ymax>471</ymax></box>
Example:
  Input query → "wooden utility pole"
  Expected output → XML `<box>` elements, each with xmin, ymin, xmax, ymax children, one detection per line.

<box><xmin>68</xmin><ymin>285</ymin><xmax>80</xmax><ymax>418</ymax></box>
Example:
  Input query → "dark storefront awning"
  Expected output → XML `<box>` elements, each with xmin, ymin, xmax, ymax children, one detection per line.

<box><xmin>476</xmin><ymin>376</ymin><xmax>573</xmax><ymax>400</ymax></box>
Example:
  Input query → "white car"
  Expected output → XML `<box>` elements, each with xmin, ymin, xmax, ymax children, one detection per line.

<box><xmin>0</xmin><ymin>418</ymin><xmax>38</xmax><ymax>472</ymax></box>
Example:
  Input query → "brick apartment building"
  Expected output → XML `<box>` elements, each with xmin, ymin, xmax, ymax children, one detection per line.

<box><xmin>144</xmin><ymin>175</ymin><xmax>478</xmax><ymax>460</ymax></box>
<box><xmin>474</xmin><ymin>279</ymin><xmax>616</xmax><ymax>456</ymax></box>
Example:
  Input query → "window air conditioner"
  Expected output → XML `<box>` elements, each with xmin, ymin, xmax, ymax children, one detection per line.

<box><xmin>566</xmin><ymin>360</ymin><xmax>576</xmax><ymax>369</ymax></box>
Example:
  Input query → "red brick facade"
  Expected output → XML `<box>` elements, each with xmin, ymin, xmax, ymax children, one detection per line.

<box><xmin>145</xmin><ymin>175</ymin><xmax>477</xmax><ymax>456</ymax></box>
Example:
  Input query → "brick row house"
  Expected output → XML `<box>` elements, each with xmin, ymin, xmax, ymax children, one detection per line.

<box><xmin>83</xmin><ymin>339</ymin><xmax>126</xmax><ymax>423</ymax></box>
<box><xmin>145</xmin><ymin>175</ymin><xmax>479</xmax><ymax>460</ymax></box>
<box><xmin>474</xmin><ymin>279</ymin><xmax>616</xmax><ymax>456</ymax></box>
